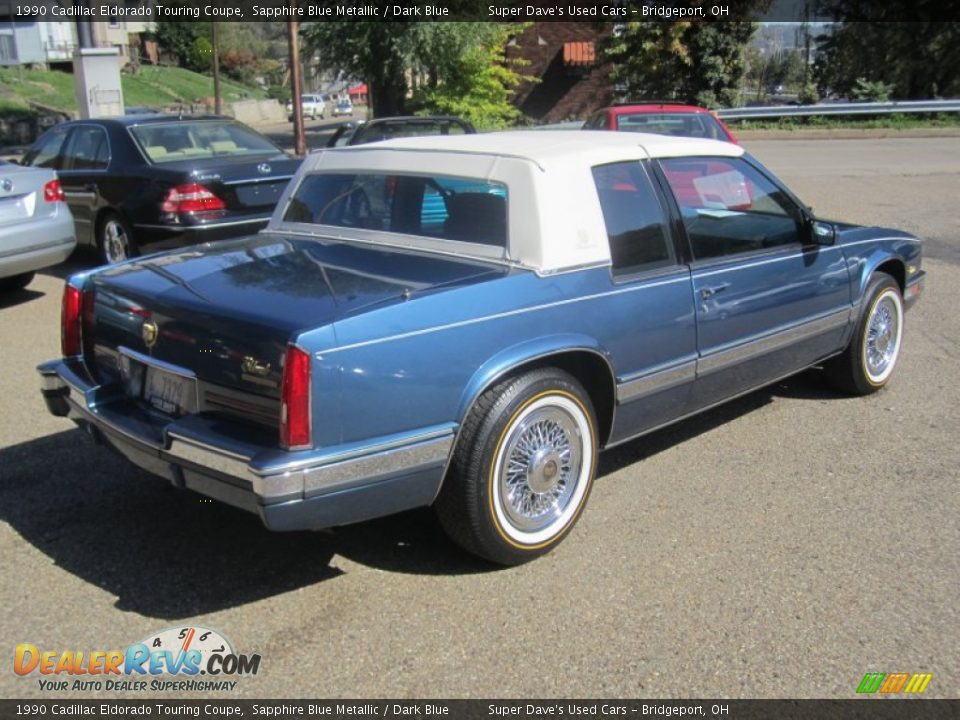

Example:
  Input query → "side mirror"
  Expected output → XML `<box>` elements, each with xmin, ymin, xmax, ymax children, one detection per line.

<box><xmin>811</xmin><ymin>220</ymin><xmax>836</xmax><ymax>246</ymax></box>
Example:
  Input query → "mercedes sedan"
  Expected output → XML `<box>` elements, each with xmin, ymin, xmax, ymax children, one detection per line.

<box><xmin>21</xmin><ymin>115</ymin><xmax>300</xmax><ymax>264</ymax></box>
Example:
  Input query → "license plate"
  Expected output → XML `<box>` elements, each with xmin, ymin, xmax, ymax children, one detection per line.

<box><xmin>143</xmin><ymin>367</ymin><xmax>195</xmax><ymax>416</ymax></box>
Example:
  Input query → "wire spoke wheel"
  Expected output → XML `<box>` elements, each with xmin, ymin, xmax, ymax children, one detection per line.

<box><xmin>824</xmin><ymin>273</ymin><xmax>905</xmax><ymax>396</ymax></box>
<box><xmin>498</xmin><ymin>405</ymin><xmax>582</xmax><ymax>534</ymax></box>
<box><xmin>863</xmin><ymin>290</ymin><xmax>902</xmax><ymax>383</ymax></box>
<box><xmin>434</xmin><ymin>368</ymin><xmax>599</xmax><ymax>565</ymax></box>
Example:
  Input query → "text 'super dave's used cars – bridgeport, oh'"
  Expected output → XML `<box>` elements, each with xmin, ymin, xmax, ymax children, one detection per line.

<box><xmin>38</xmin><ymin>131</ymin><xmax>924</xmax><ymax>565</ymax></box>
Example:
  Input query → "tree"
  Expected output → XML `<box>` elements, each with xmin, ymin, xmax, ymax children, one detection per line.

<box><xmin>302</xmin><ymin>21</ymin><xmax>525</xmax><ymax>121</ymax></box>
<box><xmin>813</xmin><ymin>2</ymin><xmax>960</xmax><ymax>99</ymax></box>
<box><xmin>409</xmin><ymin>24</ymin><xmax>529</xmax><ymax>128</ymax></box>
<box><xmin>155</xmin><ymin>9</ymin><xmax>210</xmax><ymax>72</ymax></box>
<box><xmin>302</xmin><ymin>23</ymin><xmax>416</xmax><ymax>116</ymax></box>
<box><xmin>602</xmin><ymin>6</ymin><xmax>770</xmax><ymax>108</ymax></box>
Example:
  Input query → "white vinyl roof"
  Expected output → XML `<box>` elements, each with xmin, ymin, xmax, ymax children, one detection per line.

<box><xmin>271</xmin><ymin>130</ymin><xmax>745</xmax><ymax>273</ymax></box>
<box><xmin>347</xmin><ymin>130</ymin><xmax>744</xmax><ymax>164</ymax></box>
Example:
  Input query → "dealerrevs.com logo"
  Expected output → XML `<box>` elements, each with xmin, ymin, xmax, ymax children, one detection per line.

<box><xmin>14</xmin><ymin>626</ymin><xmax>261</xmax><ymax>692</ymax></box>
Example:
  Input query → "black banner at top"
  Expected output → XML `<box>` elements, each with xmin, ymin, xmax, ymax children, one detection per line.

<box><xmin>10</xmin><ymin>0</ymin><xmax>960</xmax><ymax>23</ymax></box>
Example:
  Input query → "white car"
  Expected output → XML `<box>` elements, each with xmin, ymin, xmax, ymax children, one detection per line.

<box><xmin>332</xmin><ymin>99</ymin><xmax>354</xmax><ymax>117</ymax></box>
<box><xmin>0</xmin><ymin>161</ymin><xmax>75</xmax><ymax>291</ymax></box>
<box><xmin>286</xmin><ymin>94</ymin><xmax>326</xmax><ymax>121</ymax></box>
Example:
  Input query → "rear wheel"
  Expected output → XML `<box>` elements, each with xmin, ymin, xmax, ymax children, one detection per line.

<box><xmin>435</xmin><ymin>368</ymin><xmax>598</xmax><ymax>565</ymax></box>
<box><xmin>97</xmin><ymin>213</ymin><xmax>137</xmax><ymax>265</ymax></box>
<box><xmin>0</xmin><ymin>271</ymin><xmax>34</xmax><ymax>291</ymax></box>
<box><xmin>825</xmin><ymin>273</ymin><xmax>904</xmax><ymax>395</ymax></box>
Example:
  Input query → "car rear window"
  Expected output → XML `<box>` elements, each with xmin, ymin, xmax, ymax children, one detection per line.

<box><xmin>129</xmin><ymin>121</ymin><xmax>280</xmax><ymax>163</ymax></box>
<box><xmin>283</xmin><ymin>172</ymin><xmax>508</xmax><ymax>248</ymax></box>
<box><xmin>615</xmin><ymin>112</ymin><xmax>727</xmax><ymax>141</ymax></box>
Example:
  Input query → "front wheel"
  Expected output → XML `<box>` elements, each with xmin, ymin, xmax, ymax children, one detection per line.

<box><xmin>825</xmin><ymin>273</ymin><xmax>904</xmax><ymax>395</ymax></box>
<box><xmin>97</xmin><ymin>213</ymin><xmax>137</xmax><ymax>265</ymax></box>
<box><xmin>435</xmin><ymin>368</ymin><xmax>598</xmax><ymax>565</ymax></box>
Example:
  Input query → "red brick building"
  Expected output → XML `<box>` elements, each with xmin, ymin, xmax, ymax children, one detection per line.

<box><xmin>507</xmin><ymin>23</ymin><xmax>613</xmax><ymax>123</ymax></box>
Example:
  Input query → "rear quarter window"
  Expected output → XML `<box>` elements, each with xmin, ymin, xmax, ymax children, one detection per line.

<box><xmin>592</xmin><ymin>161</ymin><xmax>675</xmax><ymax>276</ymax></box>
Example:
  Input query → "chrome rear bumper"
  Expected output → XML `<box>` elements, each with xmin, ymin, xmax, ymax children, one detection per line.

<box><xmin>38</xmin><ymin>359</ymin><xmax>454</xmax><ymax>531</ymax></box>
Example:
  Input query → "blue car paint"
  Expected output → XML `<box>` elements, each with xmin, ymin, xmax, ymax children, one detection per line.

<box><xmin>38</xmin><ymin>154</ymin><xmax>924</xmax><ymax>535</ymax></box>
<box><xmin>80</xmin><ymin>222</ymin><xmax>918</xmax><ymax>459</ymax></box>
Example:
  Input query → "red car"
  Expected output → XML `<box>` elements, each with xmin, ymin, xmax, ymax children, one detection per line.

<box><xmin>583</xmin><ymin>103</ymin><xmax>739</xmax><ymax>144</ymax></box>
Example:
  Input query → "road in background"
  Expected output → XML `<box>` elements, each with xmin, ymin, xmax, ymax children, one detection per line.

<box><xmin>0</xmin><ymin>138</ymin><xmax>957</xmax><ymax>698</ymax></box>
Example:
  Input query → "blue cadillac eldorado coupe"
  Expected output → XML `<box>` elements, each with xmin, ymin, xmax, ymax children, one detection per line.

<box><xmin>38</xmin><ymin>131</ymin><xmax>924</xmax><ymax>565</ymax></box>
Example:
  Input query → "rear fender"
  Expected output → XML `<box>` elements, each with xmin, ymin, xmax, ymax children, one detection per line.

<box><xmin>456</xmin><ymin>334</ymin><xmax>615</xmax><ymax>440</ymax></box>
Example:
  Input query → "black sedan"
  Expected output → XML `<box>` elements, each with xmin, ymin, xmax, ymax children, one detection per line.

<box><xmin>326</xmin><ymin>116</ymin><xmax>476</xmax><ymax>148</ymax></box>
<box><xmin>21</xmin><ymin>115</ymin><xmax>301</xmax><ymax>264</ymax></box>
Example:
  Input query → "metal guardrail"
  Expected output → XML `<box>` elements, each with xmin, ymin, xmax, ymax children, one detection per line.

<box><xmin>716</xmin><ymin>99</ymin><xmax>960</xmax><ymax>121</ymax></box>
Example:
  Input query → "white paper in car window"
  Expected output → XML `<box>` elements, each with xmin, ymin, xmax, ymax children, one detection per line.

<box><xmin>692</xmin><ymin>170</ymin><xmax>751</xmax><ymax>209</ymax></box>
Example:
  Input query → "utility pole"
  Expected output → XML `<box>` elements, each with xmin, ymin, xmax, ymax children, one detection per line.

<box><xmin>288</xmin><ymin>11</ymin><xmax>306</xmax><ymax>156</ymax></box>
<box><xmin>212</xmin><ymin>22</ymin><xmax>222</xmax><ymax>115</ymax></box>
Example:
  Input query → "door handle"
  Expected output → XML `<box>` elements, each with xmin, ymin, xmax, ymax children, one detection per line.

<box><xmin>83</xmin><ymin>184</ymin><xmax>97</xmax><ymax>192</ymax></box>
<box><xmin>699</xmin><ymin>283</ymin><xmax>730</xmax><ymax>299</ymax></box>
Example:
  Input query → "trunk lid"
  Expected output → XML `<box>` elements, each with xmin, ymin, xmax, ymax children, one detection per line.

<box><xmin>85</xmin><ymin>233</ymin><xmax>503</xmax><ymax>417</ymax></box>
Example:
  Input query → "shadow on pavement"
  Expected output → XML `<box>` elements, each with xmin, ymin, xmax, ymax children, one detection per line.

<box><xmin>0</xmin><ymin>287</ymin><xmax>45</xmax><ymax>309</ymax></box>
<box><xmin>597</xmin><ymin>368</ymin><xmax>837</xmax><ymax>476</ymax></box>
<box><xmin>0</xmin><ymin>428</ymin><xmax>492</xmax><ymax>619</ymax></box>
<box><xmin>1</xmin><ymin>370</ymin><xmax>840</xmax><ymax>617</ymax></box>
<box><xmin>0</xmin><ymin>429</ymin><xmax>342</xmax><ymax>619</ymax></box>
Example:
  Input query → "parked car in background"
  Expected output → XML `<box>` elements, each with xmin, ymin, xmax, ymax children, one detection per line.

<box><xmin>584</xmin><ymin>102</ymin><xmax>739</xmax><ymax>144</ymax></box>
<box><xmin>20</xmin><ymin>116</ymin><xmax>300</xmax><ymax>264</ymax></box>
<box><xmin>326</xmin><ymin>116</ymin><xmax>476</xmax><ymax>147</ymax></box>
<box><xmin>0</xmin><ymin>160</ymin><xmax>75</xmax><ymax>291</ymax></box>
<box><xmin>39</xmin><ymin>131</ymin><xmax>923</xmax><ymax>565</ymax></box>
<box><xmin>287</xmin><ymin>94</ymin><xmax>326</xmax><ymax>121</ymax></box>
<box><xmin>332</xmin><ymin>99</ymin><xmax>353</xmax><ymax>118</ymax></box>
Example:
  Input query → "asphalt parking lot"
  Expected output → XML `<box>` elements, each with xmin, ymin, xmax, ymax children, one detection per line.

<box><xmin>0</xmin><ymin>137</ymin><xmax>957</xmax><ymax>699</ymax></box>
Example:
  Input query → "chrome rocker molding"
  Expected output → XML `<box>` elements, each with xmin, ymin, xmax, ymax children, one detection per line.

<box><xmin>615</xmin><ymin>307</ymin><xmax>852</xmax><ymax>404</ymax></box>
<box><xmin>696</xmin><ymin>307</ymin><xmax>852</xmax><ymax>376</ymax></box>
<box><xmin>37</xmin><ymin>359</ymin><xmax>454</xmax><ymax>532</ymax></box>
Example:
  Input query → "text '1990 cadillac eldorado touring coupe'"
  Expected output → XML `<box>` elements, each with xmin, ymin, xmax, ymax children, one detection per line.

<box><xmin>38</xmin><ymin>132</ymin><xmax>924</xmax><ymax>565</ymax></box>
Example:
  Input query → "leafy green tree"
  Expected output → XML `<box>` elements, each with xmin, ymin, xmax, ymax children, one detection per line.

<box><xmin>302</xmin><ymin>21</ymin><xmax>525</xmax><ymax>121</ymax></box>
<box><xmin>302</xmin><ymin>23</ymin><xmax>416</xmax><ymax>116</ymax></box>
<box><xmin>850</xmin><ymin>78</ymin><xmax>893</xmax><ymax>102</ymax></box>
<box><xmin>189</xmin><ymin>37</ymin><xmax>213</xmax><ymax>73</ymax></box>
<box><xmin>813</xmin><ymin>2</ymin><xmax>960</xmax><ymax>99</ymax></box>
<box><xmin>602</xmin><ymin>7</ymin><xmax>770</xmax><ymax>108</ymax></box>
<box><xmin>155</xmin><ymin>10</ymin><xmax>210</xmax><ymax>71</ymax></box>
<box><xmin>409</xmin><ymin>24</ymin><xmax>529</xmax><ymax>128</ymax></box>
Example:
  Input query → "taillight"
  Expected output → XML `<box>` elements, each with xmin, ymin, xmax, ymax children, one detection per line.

<box><xmin>280</xmin><ymin>345</ymin><xmax>311</xmax><ymax>449</ymax></box>
<box><xmin>43</xmin><ymin>179</ymin><xmax>65</xmax><ymax>203</ymax></box>
<box><xmin>161</xmin><ymin>183</ymin><xmax>226</xmax><ymax>214</ymax></box>
<box><xmin>61</xmin><ymin>284</ymin><xmax>95</xmax><ymax>358</ymax></box>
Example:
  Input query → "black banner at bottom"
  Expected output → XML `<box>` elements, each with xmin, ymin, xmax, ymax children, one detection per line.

<box><xmin>2</xmin><ymin>700</ymin><xmax>959</xmax><ymax>720</ymax></box>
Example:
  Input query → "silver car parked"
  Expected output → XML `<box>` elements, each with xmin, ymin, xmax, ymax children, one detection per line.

<box><xmin>0</xmin><ymin>161</ymin><xmax>76</xmax><ymax>291</ymax></box>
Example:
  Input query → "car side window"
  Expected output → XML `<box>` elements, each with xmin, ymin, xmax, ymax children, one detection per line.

<box><xmin>61</xmin><ymin>125</ymin><xmax>109</xmax><ymax>171</ymax></box>
<box><xmin>660</xmin><ymin>156</ymin><xmax>804</xmax><ymax>261</ymax></box>
<box><xmin>591</xmin><ymin>161</ymin><xmax>674</xmax><ymax>276</ymax></box>
<box><xmin>22</xmin><ymin>126</ymin><xmax>69</xmax><ymax>169</ymax></box>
